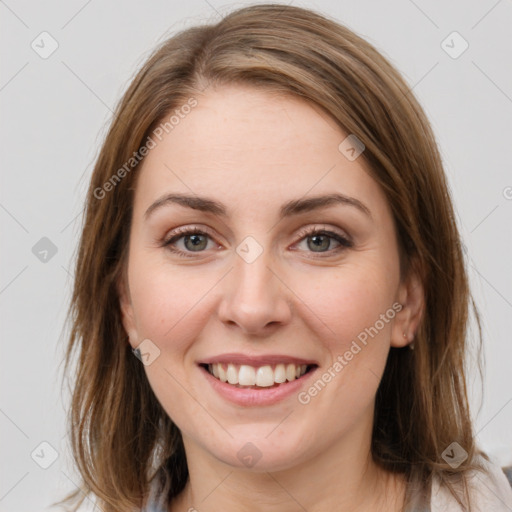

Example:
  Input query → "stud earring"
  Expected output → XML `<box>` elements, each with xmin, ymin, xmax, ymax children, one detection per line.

<box><xmin>404</xmin><ymin>332</ymin><xmax>415</xmax><ymax>350</ymax></box>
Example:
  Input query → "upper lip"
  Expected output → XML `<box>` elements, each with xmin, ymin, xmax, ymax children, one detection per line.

<box><xmin>198</xmin><ymin>353</ymin><xmax>318</xmax><ymax>366</ymax></box>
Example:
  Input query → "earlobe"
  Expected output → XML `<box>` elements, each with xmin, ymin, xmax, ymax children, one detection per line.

<box><xmin>391</xmin><ymin>270</ymin><xmax>425</xmax><ymax>348</ymax></box>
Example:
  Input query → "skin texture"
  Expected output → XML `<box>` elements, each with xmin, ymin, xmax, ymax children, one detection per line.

<box><xmin>118</xmin><ymin>85</ymin><xmax>424</xmax><ymax>511</ymax></box>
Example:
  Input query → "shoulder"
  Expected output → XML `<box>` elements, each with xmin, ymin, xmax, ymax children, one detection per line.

<box><xmin>431</xmin><ymin>456</ymin><xmax>512</xmax><ymax>511</ymax></box>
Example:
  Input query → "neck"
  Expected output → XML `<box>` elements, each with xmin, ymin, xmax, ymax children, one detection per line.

<box><xmin>169</xmin><ymin>426</ymin><xmax>406</xmax><ymax>512</ymax></box>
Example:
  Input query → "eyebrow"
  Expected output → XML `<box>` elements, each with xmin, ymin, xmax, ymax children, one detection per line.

<box><xmin>144</xmin><ymin>192</ymin><xmax>372</xmax><ymax>221</ymax></box>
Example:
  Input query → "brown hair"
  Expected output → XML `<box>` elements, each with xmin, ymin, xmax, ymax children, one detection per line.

<box><xmin>57</xmin><ymin>4</ymin><xmax>484</xmax><ymax>510</ymax></box>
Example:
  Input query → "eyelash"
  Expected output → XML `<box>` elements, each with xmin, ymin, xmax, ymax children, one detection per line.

<box><xmin>162</xmin><ymin>225</ymin><xmax>353</xmax><ymax>259</ymax></box>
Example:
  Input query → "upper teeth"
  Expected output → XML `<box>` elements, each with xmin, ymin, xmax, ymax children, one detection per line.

<box><xmin>208</xmin><ymin>363</ymin><xmax>308</xmax><ymax>387</ymax></box>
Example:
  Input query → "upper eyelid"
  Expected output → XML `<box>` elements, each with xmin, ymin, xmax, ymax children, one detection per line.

<box><xmin>163</xmin><ymin>224</ymin><xmax>349</xmax><ymax>240</ymax></box>
<box><xmin>163</xmin><ymin>225</ymin><xmax>217</xmax><ymax>244</ymax></box>
<box><xmin>163</xmin><ymin>225</ymin><xmax>351</xmax><ymax>251</ymax></box>
<box><xmin>295</xmin><ymin>224</ymin><xmax>351</xmax><ymax>241</ymax></box>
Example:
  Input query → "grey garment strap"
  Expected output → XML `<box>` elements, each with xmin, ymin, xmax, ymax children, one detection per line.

<box><xmin>141</xmin><ymin>494</ymin><xmax>169</xmax><ymax>512</ymax></box>
<box><xmin>404</xmin><ymin>499</ymin><xmax>431</xmax><ymax>512</ymax></box>
<box><xmin>403</xmin><ymin>472</ymin><xmax>432</xmax><ymax>512</ymax></box>
<box><xmin>141</xmin><ymin>475</ymin><xmax>171</xmax><ymax>512</ymax></box>
<box><xmin>142</xmin><ymin>503</ymin><xmax>167</xmax><ymax>512</ymax></box>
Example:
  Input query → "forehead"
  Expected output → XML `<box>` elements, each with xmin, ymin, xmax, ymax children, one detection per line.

<box><xmin>133</xmin><ymin>84</ymin><xmax>389</xmax><ymax>220</ymax></box>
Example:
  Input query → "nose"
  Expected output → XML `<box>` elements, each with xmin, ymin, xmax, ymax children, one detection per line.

<box><xmin>217</xmin><ymin>245</ymin><xmax>292</xmax><ymax>335</ymax></box>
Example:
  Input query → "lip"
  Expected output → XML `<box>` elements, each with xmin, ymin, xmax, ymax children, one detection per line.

<box><xmin>198</xmin><ymin>362</ymin><xmax>319</xmax><ymax>407</ymax></box>
<box><xmin>198</xmin><ymin>353</ymin><xmax>318</xmax><ymax>366</ymax></box>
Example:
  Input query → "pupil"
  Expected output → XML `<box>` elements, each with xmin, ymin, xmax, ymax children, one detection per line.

<box><xmin>185</xmin><ymin>234</ymin><xmax>206</xmax><ymax>251</ymax></box>
<box><xmin>309</xmin><ymin>235</ymin><xmax>329</xmax><ymax>252</ymax></box>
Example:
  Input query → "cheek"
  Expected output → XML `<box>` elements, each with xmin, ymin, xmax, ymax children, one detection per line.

<box><xmin>294</xmin><ymin>263</ymin><xmax>396</xmax><ymax>350</ymax></box>
<box><xmin>128</xmin><ymin>257</ymin><xmax>214</xmax><ymax>352</ymax></box>
<box><xmin>128</xmin><ymin>259</ymin><xmax>216</xmax><ymax>418</ymax></box>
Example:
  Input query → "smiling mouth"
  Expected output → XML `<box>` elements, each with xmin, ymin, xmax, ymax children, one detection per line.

<box><xmin>200</xmin><ymin>362</ymin><xmax>318</xmax><ymax>389</ymax></box>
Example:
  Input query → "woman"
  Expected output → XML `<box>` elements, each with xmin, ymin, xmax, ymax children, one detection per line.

<box><xmin>58</xmin><ymin>4</ymin><xmax>512</xmax><ymax>511</ymax></box>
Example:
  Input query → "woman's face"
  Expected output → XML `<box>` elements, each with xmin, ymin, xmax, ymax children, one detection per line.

<box><xmin>119</xmin><ymin>84</ymin><xmax>420</xmax><ymax>471</ymax></box>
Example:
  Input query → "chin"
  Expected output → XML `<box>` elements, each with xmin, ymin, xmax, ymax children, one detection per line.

<box><xmin>198</xmin><ymin>431</ymin><xmax>313</xmax><ymax>472</ymax></box>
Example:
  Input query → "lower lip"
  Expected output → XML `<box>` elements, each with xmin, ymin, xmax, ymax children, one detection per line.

<box><xmin>199</xmin><ymin>365</ymin><xmax>318</xmax><ymax>406</ymax></box>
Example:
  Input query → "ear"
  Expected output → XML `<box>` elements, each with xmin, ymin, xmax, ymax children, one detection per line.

<box><xmin>391</xmin><ymin>266</ymin><xmax>425</xmax><ymax>348</ymax></box>
<box><xmin>117</xmin><ymin>272</ymin><xmax>139</xmax><ymax>349</ymax></box>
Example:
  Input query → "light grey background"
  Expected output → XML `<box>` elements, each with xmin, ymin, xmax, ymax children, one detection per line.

<box><xmin>1</xmin><ymin>0</ymin><xmax>511</xmax><ymax>510</ymax></box>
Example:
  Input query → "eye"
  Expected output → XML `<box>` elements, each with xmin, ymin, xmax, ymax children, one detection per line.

<box><xmin>162</xmin><ymin>226</ymin><xmax>218</xmax><ymax>258</ymax></box>
<box><xmin>293</xmin><ymin>226</ymin><xmax>352</xmax><ymax>256</ymax></box>
<box><xmin>162</xmin><ymin>225</ymin><xmax>353</xmax><ymax>258</ymax></box>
